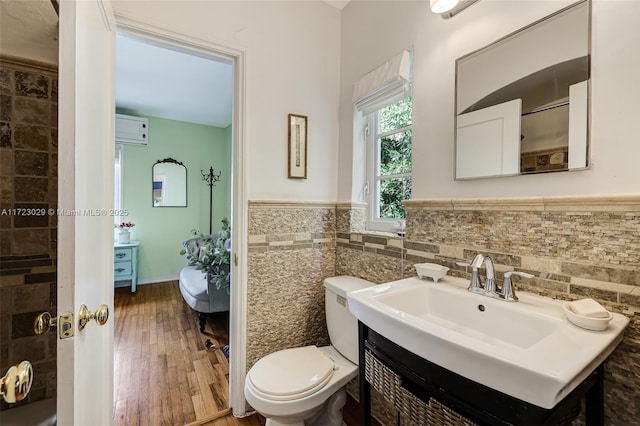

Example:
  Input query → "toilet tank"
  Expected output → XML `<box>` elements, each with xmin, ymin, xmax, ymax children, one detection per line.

<box><xmin>324</xmin><ymin>276</ymin><xmax>374</xmax><ymax>365</ymax></box>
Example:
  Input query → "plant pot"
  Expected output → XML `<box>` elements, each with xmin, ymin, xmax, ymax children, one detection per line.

<box><xmin>117</xmin><ymin>229</ymin><xmax>130</xmax><ymax>244</ymax></box>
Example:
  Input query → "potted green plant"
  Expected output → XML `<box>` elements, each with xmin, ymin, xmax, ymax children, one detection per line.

<box><xmin>181</xmin><ymin>218</ymin><xmax>231</xmax><ymax>292</ymax></box>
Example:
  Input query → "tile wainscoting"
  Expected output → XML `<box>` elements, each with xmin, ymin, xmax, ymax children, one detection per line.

<box><xmin>248</xmin><ymin>196</ymin><xmax>639</xmax><ymax>424</ymax></box>
<box><xmin>405</xmin><ymin>197</ymin><xmax>640</xmax><ymax>425</ymax></box>
<box><xmin>337</xmin><ymin>195</ymin><xmax>639</xmax><ymax>425</ymax></box>
<box><xmin>247</xmin><ymin>201</ymin><xmax>337</xmax><ymax>369</ymax></box>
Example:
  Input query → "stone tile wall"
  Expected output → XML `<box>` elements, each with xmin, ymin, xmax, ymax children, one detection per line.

<box><xmin>336</xmin><ymin>203</ymin><xmax>405</xmax><ymax>285</ymax></box>
<box><xmin>337</xmin><ymin>196</ymin><xmax>640</xmax><ymax>425</ymax></box>
<box><xmin>246</xmin><ymin>201</ymin><xmax>336</xmax><ymax>369</ymax></box>
<box><xmin>0</xmin><ymin>56</ymin><xmax>58</xmax><ymax>411</ymax></box>
<box><xmin>404</xmin><ymin>197</ymin><xmax>640</xmax><ymax>424</ymax></box>
<box><xmin>247</xmin><ymin>196</ymin><xmax>639</xmax><ymax>424</ymax></box>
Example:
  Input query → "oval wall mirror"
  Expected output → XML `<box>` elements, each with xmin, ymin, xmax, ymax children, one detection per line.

<box><xmin>455</xmin><ymin>0</ymin><xmax>590</xmax><ymax>180</ymax></box>
<box><xmin>152</xmin><ymin>158</ymin><xmax>187</xmax><ymax>207</ymax></box>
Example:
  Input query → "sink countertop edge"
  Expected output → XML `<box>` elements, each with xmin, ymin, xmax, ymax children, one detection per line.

<box><xmin>347</xmin><ymin>276</ymin><xmax>630</xmax><ymax>409</ymax></box>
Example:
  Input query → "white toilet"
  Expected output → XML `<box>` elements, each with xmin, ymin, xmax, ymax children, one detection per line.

<box><xmin>244</xmin><ymin>276</ymin><xmax>374</xmax><ymax>426</ymax></box>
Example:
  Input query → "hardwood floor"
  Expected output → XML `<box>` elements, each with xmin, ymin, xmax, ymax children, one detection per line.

<box><xmin>113</xmin><ymin>281</ymin><xmax>247</xmax><ymax>425</ymax></box>
<box><xmin>113</xmin><ymin>280</ymin><xmax>364</xmax><ymax>426</ymax></box>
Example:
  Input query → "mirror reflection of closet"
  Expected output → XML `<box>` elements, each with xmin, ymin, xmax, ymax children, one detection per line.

<box><xmin>455</xmin><ymin>0</ymin><xmax>589</xmax><ymax>180</ymax></box>
<box><xmin>152</xmin><ymin>158</ymin><xmax>187</xmax><ymax>207</ymax></box>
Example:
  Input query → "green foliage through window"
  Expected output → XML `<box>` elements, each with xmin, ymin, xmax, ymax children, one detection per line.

<box><xmin>379</xmin><ymin>130</ymin><xmax>411</xmax><ymax>176</ymax></box>
<box><xmin>375</xmin><ymin>95</ymin><xmax>412</xmax><ymax>220</ymax></box>
<box><xmin>380</xmin><ymin>96</ymin><xmax>412</xmax><ymax>132</ymax></box>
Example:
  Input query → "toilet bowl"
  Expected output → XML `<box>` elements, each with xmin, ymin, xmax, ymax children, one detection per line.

<box><xmin>245</xmin><ymin>345</ymin><xmax>357</xmax><ymax>425</ymax></box>
<box><xmin>244</xmin><ymin>276</ymin><xmax>374</xmax><ymax>426</ymax></box>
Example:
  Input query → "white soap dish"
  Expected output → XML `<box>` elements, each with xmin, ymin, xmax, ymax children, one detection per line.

<box><xmin>415</xmin><ymin>263</ymin><xmax>449</xmax><ymax>283</ymax></box>
<box><xmin>562</xmin><ymin>302</ymin><xmax>613</xmax><ymax>331</ymax></box>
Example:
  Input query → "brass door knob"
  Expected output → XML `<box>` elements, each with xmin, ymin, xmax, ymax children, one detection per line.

<box><xmin>1</xmin><ymin>361</ymin><xmax>33</xmax><ymax>403</ymax></box>
<box><xmin>34</xmin><ymin>312</ymin><xmax>57</xmax><ymax>335</ymax></box>
<box><xmin>78</xmin><ymin>304</ymin><xmax>109</xmax><ymax>331</ymax></box>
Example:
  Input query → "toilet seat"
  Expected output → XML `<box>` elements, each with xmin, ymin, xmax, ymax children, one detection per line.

<box><xmin>248</xmin><ymin>346</ymin><xmax>335</xmax><ymax>401</ymax></box>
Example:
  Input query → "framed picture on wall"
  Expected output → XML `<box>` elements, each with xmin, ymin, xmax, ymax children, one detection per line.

<box><xmin>288</xmin><ymin>113</ymin><xmax>308</xmax><ymax>179</ymax></box>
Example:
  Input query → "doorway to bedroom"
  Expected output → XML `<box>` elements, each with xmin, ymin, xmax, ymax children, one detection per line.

<box><xmin>112</xmin><ymin>32</ymin><xmax>235</xmax><ymax>424</ymax></box>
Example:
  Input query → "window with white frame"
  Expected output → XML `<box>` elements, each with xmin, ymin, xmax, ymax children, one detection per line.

<box><xmin>352</xmin><ymin>50</ymin><xmax>412</xmax><ymax>233</ymax></box>
<box><xmin>367</xmin><ymin>95</ymin><xmax>412</xmax><ymax>231</ymax></box>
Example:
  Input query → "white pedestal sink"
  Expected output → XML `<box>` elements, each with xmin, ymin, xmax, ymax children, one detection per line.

<box><xmin>347</xmin><ymin>276</ymin><xmax>629</xmax><ymax>409</ymax></box>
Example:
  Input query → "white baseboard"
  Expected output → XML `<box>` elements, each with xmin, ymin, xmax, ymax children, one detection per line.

<box><xmin>137</xmin><ymin>274</ymin><xmax>180</xmax><ymax>285</ymax></box>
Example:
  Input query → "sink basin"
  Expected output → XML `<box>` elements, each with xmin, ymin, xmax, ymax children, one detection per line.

<box><xmin>347</xmin><ymin>276</ymin><xmax>629</xmax><ymax>409</ymax></box>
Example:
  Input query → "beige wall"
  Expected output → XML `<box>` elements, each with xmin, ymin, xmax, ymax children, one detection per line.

<box><xmin>0</xmin><ymin>1</ymin><xmax>58</xmax><ymax>65</ymax></box>
<box><xmin>338</xmin><ymin>0</ymin><xmax>640</xmax><ymax>201</ymax></box>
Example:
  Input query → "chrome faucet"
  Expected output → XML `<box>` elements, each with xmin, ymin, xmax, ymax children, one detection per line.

<box><xmin>459</xmin><ymin>254</ymin><xmax>534</xmax><ymax>302</ymax></box>
<box><xmin>469</xmin><ymin>254</ymin><xmax>498</xmax><ymax>298</ymax></box>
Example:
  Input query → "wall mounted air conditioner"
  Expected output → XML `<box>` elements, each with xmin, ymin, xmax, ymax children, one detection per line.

<box><xmin>115</xmin><ymin>114</ymin><xmax>148</xmax><ymax>145</ymax></box>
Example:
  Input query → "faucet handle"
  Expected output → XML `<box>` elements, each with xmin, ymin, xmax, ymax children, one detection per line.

<box><xmin>506</xmin><ymin>271</ymin><xmax>535</xmax><ymax>279</ymax></box>
<box><xmin>456</xmin><ymin>259</ymin><xmax>484</xmax><ymax>293</ymax></box>
<box><xmin>502</xmin><ymin>271</ymin><xmax>534</xmax><ymax>302</ymax></box>
<box><xmin>470</xmin><ymin>253</ymin><xmax>485</xmax><ymax>269</ymax></box>
<box><xmin>455</xmin><ymin>255</ymin><xmax>484</xmax><ymax>269</ymax></box>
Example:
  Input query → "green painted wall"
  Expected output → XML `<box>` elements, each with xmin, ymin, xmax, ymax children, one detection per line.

<box><xmin>120</xmin><ymin>114</ymin><xmax>231</xmax><ymax>281</ymax></box>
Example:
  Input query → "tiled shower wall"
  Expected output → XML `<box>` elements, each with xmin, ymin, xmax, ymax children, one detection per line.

<box><xmin>248</xmin><ymin>197</ymin><xmax>639</xmax><ymax>423</ymax></box>
<box><xmin>0</xmin><ymin>57</ymin><xmax>58</xmax><ymax>410</ymax></box>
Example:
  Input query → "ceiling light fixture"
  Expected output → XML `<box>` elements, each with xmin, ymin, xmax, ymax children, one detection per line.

<box><xmin>430</xmin><ymin>0</ymin><xmax>459</xmax><ymax>14</ymax></box>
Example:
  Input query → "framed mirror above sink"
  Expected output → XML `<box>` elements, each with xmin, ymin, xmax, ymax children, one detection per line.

<box><xmin>152</xmin><ymin>157</ymin><xmax>187</xmax><ymax>207</ymax></box>
<box><xmin>455</xmin><ymin>0</ymin><xmax>590</xmax><ymax>180</ymax></box>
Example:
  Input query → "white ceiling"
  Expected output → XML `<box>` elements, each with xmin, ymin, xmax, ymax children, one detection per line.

<box><xmin>115</xmin><ymin>35</ymin><xmax>233</xmax><ymax>128</ymax></box>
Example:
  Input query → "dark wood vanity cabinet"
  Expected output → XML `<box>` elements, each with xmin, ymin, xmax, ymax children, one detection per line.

<box><xmin>358</xmin><ymin>322</ymin><xmax>604</xmax><ymax>426</ymax></box>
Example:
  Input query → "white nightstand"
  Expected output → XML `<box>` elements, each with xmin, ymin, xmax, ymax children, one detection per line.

<box><xmin>114</xmin><ymin>241</ymin><xmax>140</xmax><ymax>292</ymax></box>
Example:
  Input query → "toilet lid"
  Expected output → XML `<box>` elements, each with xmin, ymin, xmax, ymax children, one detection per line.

<box><xmin>249</xmin><ymin>346</ymin><xmax>335</xmax><ymax>398</ymax></box>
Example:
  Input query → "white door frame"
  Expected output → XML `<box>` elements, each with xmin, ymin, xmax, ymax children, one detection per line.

<box><xmin>114</xmin><ymin>17</ymin><xmax>250</xmax><ymax>416</ymax></box>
